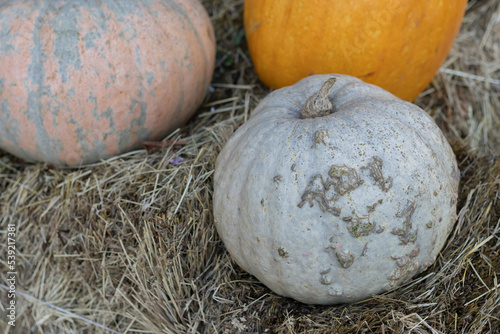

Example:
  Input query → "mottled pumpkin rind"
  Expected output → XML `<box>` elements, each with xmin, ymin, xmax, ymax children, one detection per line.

<box><xmin>244</xmin><ymin>0</ymin><xmax>467</xmax><ymax>101</ymax></box>
<box><xmin>0</xmin><ymin>0</ymin><xmax>215</xmax><ymax>165</ymax></box>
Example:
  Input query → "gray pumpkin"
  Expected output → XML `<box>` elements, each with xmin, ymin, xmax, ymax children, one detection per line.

<box><xmin>213</xmin><ymin>74</ymin><xmax>459</xmax><ymax>305</ymax></box>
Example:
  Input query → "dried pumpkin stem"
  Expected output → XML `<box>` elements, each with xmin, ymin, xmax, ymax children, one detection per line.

<box><xmin>301</xmin><ymin>77</ymin><xmax>337</xmax><ymax>119</ymax></box>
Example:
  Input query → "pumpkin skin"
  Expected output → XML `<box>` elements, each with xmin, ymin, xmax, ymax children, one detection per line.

<box><xmin>0</xmin><ymin>0</ymin><xmax>215</xmax><ymax>166</ymax></box>
<box><xmin>214</xmin><ymin>75</ymin><xmax>460</xmax><ymax>305</ymax></box>
<box><xmin>244</xmin><ymin>0</ymin><xmax>467</xmax><ymax>101</ymax></box>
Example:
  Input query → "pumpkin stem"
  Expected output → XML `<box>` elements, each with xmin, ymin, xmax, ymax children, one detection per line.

<box><xmin>301</xmin><ymin>77</ymin><xmax>337</xmax><ymax>119</ymax></box>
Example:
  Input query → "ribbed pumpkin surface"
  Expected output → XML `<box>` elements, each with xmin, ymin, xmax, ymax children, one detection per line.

<box><xmin>214</xmin><ymin>75</ymin><xmax>460</xmax><ymax>304</ymax></box>
<box><xmin>244</xmin><ymin>0</ymin><xmax>467</xmax><ymax>101</ymax></box>
<box><xmin>0</xmin><ymin>0</ymin><xmax>215</xmax><ymax>165</ymax></box>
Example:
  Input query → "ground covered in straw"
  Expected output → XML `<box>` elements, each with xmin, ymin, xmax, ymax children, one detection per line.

<box><xmin>1</xmin><ymin>0</ymin><xmax>499</xmax><ymax>333</ymax></box>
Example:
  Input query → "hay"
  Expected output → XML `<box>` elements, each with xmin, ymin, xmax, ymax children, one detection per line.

<box><xmin>1</xmin><ymin>0</ymin><xmax>499</xmax><ymax>332</ymax></box>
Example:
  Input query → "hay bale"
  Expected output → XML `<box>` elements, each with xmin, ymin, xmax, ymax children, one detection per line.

<box><xmin>1</xmin><ymin>0</ymin><xmax>498</xmax><ymax>332</ymax></box>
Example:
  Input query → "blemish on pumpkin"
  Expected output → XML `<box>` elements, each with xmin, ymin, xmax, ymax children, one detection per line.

<box><xmin>256</xmin><ymin>237</ymin><xmax>260</xmax><ymax>243</ymax></box>
<box><xmin>361</xmin><ymin>243</ymin><xmax>368</xmax><ymax>256</ymax></box>
<box><xmin>247</xmin><ymin>19</ymin><xmax>262</xmax><ymax>35</ymax></box>
<box><xmin>335</xmin><ymin>248</ymin><xmax>354</xmax><ymax>269</ymax></box>
<box><xmin>320</xmin><ymin>269</ymin><xmax>333</xmax><ymax>285</ymax></box>
<box><xmin>312</xmin><ymin>129</ymin><xmax>329</xmax><ymax>148</ymax></box>
<box><xmin>359</xmin><ymin>71</ymin><xmax>376</xmax><ymax>79</ymax></box>
<box><xmin>273</xmin><ymin>175</ymin><xmax>282</xmax><ymax>183</ymax></box>
<box><xmin>298</xmin><ymin>174</ymin><xmax>341</xmax><ymax>216</ymax></box>
<box><xmin>386</xmin><ymin>252</ymin><xmax>421</xmax><ymax>290</ymax></box>
<box><xmin>362</xmin><ymin>156</ymin><xmax>393</xmax><ymax>192</ymax></box>
<box><xmin>391</xmin><ymin>199</ymin><xmax>418</xmax><ymax>245</ymax></box>
<box><xmin>278</xmin><ymin>248</ymin><xmax>289</xmax><ymax>258</ymax></box>
<box><xmin>366</xmin><ymin>202</ymin><xmax>378</xmax><ymax>213</ymax></box>
<box><xmin>320</xmin><ymin>267</ymin><xmax>331</xmax><ymax>275</ymax></box>
<box><xmin>299</xmin><ymin>162</ymin><xmax>365</xmax><ymax>215</ymax></box>
<box><xmin>344</xmin><ymin>213</ymin><xmax>376</xmax><ymax>238</ymax></box>
<box><xmin>328</xmin><ymin>284</ymin><xmax>344</xmax><ymax>296</ymax></box>
<box><xmin>328</xmin><ymin>165</ymin><xmax>364</xmax><ymax>195</ymax></box>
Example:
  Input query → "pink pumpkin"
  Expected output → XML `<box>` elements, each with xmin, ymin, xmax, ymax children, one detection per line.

<box><xmin>0</xmin><ymin>0</ymin><xmax>215</xmax><ymax>165</ymax></box>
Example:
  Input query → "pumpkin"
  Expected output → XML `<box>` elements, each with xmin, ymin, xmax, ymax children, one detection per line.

<box><xmin>244</xmin><ymin>0</ymin><xmax>468</xmax><ymax>101</ymax></box>
<box><xmin>213</xmin><ymin>75</ymin><xmax>460</xmax><ymax>304</ymax></box>
<box><xmin>0</xmin><ymin>0</ymin><xmax>215</xmax><ymax>166</ymax></box>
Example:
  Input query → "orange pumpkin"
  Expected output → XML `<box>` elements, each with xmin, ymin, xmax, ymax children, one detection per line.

<box><xmin>0</xmin><ymin>0</ymin><xmax>215</xmax><ymax>166</ymax></box>
<box><xmin>244</xmin><ymin>0</ymin><xmax>467</xmax><ymax>101</ymax></box>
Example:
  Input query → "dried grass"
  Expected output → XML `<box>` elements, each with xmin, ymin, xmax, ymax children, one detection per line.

<box><xmin>0</xmin><ymin>0</ymin><xmax>499</xmax><ymax>333</ymax></box>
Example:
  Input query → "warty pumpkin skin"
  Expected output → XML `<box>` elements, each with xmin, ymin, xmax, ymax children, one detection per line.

<box><xmin>214</xmin><ymin>75</ymin><xmax>460</xmax><ymax>305</ymax></box>
<box><xmin>0</xmin><ymin>0</ymin><xmax>215</xmax><ymax>166</ymax></box>
<box><xmin>244</xmin><ymin>0</ymin><xmax>468</xmax><ymax>101</ymax></box>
